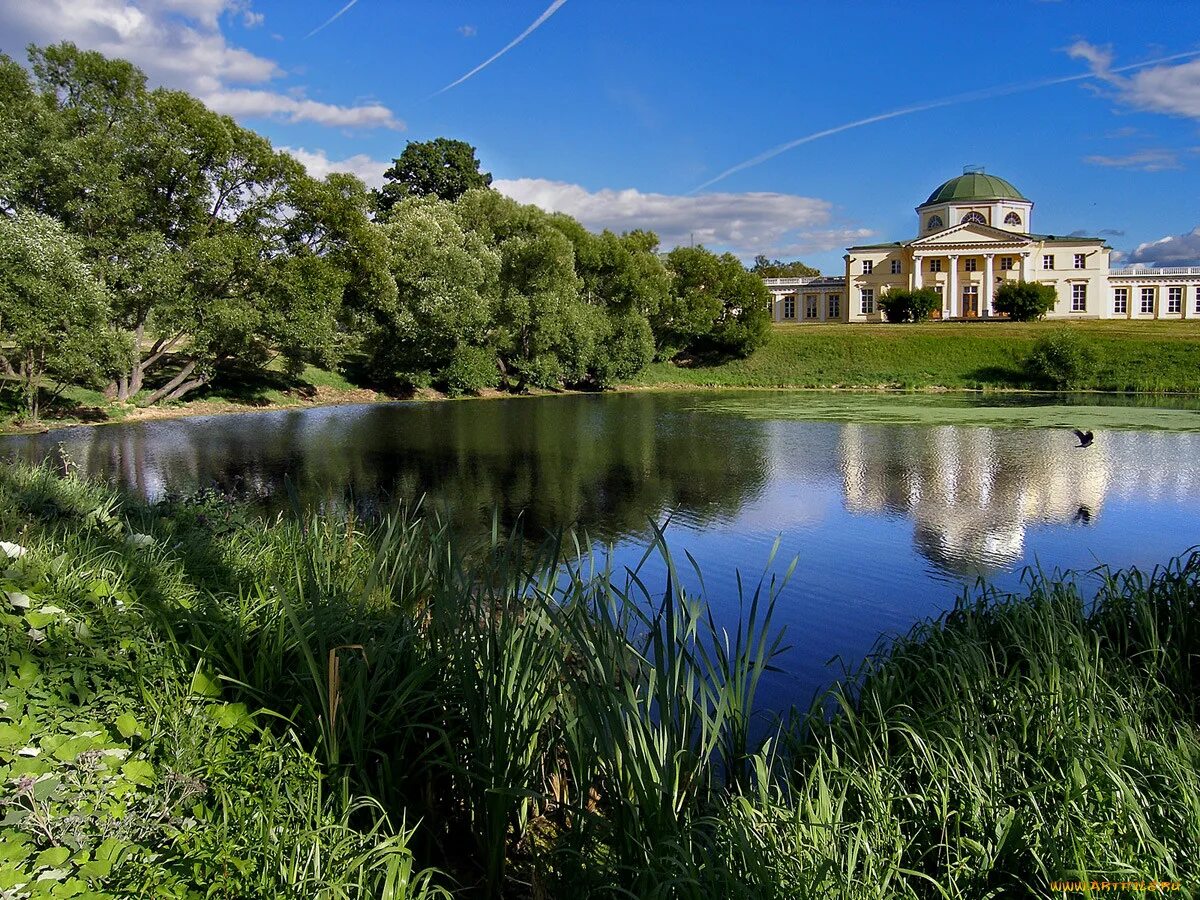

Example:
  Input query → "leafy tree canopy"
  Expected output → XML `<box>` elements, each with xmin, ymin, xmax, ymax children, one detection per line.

<box><xmin>0</xmin><ymin>209</ymin><xmax>125</xmax><ymax>419</ymax></box>
<box><xmin>750</xmin><ymin>255</ymin><xmax>821</xmax><ymax>278</ymax></box>
<box><xmin>375</xmin><ymin>138</ymin><xmax>493</xmax><ymax>212</ymax></box>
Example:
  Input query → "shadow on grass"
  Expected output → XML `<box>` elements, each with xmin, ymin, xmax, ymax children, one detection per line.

<box><xmin>963</xmin><ymin>365</ymin><xmax>1029</xmax><ymax>387</ymax></box>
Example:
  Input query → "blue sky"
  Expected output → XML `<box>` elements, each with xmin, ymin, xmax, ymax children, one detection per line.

<box><xmin>2</xmin><ymin>0</ymin><xmax>1199</xmax><ymax>271</ymax></box>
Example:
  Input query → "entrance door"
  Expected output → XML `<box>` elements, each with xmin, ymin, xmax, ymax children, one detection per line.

<box><xmin>963</xmin><ymin>285</ymin><xmax>979</xmax><ymax>318</ymax></box>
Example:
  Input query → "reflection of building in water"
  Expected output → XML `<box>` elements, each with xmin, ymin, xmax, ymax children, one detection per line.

<box><xmin>838</xmin><ymin>424</ymin><xmax>1113</xmax><ymax>574</ymax></box>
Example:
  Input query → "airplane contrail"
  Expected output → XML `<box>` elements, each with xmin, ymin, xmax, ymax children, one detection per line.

<box><xmin>433</xmin><ymin>0</ymin><xmax>570</xmax><ymax>96</ymax></box>
<box><xmin>307</xmin><ymin>0</ymin><xmax>361</xmax><ymax>38</ymax></box>
<box><xmin>692</xmin><ymin>49</ymin><xmax>1200</xmax><ymax>194</ymax></box>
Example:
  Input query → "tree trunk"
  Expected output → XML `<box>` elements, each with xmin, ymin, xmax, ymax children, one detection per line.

<box><xmin>143</xmin><ymin>358</ymin><xmax>200</xmax><ymax>406</ymax></box>
<box><xmin>161</xmin><ymin>375</ymin><xmax>210</xmax><ymax>403</ymax></box>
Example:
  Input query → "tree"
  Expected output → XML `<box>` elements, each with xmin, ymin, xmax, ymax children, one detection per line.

<box><xmin>370</xmin><ymin>195</ymin><xmax>500</xmax><ymax>388</ymax></box>
<box><xmin>375</xmin><ymin>138</ymin><xmax>493</xmax><ymax>213</ymax></box>
<box><xmin>0</xmin><ymin>210</ymin><xmax>124</xmax><ymax>420</ymax></box>
<box><xmin>994</xmin><ymin>281</ymin><xmax>1058</xmax><ymax>321</ymax></box>
<box><xmin>750</xmin><ymin>255</ymin><xmax>821</xmax><ymax>278</ymax></box>
<box><xmin>656</xmin><ymin>247</ymin><xmax>773</xmax><ymax>359</ymax></box>
<box><xmin>879</xmin><ymin>287</ymin><xmax>940</xmax><ymax>323</ymax></box>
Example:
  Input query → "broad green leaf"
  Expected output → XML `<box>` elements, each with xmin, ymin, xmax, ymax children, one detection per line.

<box><xmin>33</xmin><ymin>848</ymin><xmax>69</xmax><ymax>870</ymax></box>
<box><xmin>114</xmin><ymin>714</ymin><xmax>141</xmax><ymax>739</ymax></box>
<box><xmin>120</xmin><ymin>759</ymin><xmax>155</xmax><ymax>786</ymax></box>
<box><xmin>189</xmin><ymin>670</ymin><xmax>222</xmax><ymax>699</ymax></box>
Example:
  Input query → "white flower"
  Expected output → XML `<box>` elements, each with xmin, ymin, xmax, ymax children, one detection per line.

<box><xmin>17</xmin><ymin>746</ymin><xmax>40</xmax><ymax>758</ymax></box>
<box><xmin>125</xmin><ymin>533</ymin><xmax>156</xmax><ymax>549</ymax></box>
<box><xmin>0</xmin><ymin>541</ymin><xmax>27</xmax><ymax>559</ymax></box>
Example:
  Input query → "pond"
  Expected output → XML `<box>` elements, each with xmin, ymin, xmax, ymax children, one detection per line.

<box><xmin>4</xmin><ymin>390</ymin><xmax>1200</xmax><ymax>711</ymax></box>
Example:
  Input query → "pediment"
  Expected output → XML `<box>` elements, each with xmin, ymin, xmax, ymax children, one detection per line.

<box><xmin>912</xmin><ymin>222</ymin><xmax>1033</xmax><ymax>248</ymax></box>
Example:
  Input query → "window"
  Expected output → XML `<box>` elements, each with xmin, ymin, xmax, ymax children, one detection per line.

<box><xmin>1113</xmin><ymin>287</ymin><xmax>1128</xmax><ymax>315</ymax></box>
<box><xmin>1004</xmin><ymin>212</ymin><xmax>1022</xmax><ymax>226</ymax></box>
<box><xmin>928</xmin><ymin>258</ymin><xmax>942</xmax><ymax>273</ymax></box>
<box><xmin>1071</xmin><ymin>284</ymin><xmax>1087</xmax><ymax>312</ymax></box>
<box><xmin>964</xmin><ymin>258</ymin><xmax>977</xmax><ymax>272</ymax></box>
<box><xmin>962</xmin><ymin>285</ymin><xmax>979</xmax><ymax>316</ymax></box>
<box><xmin>862</xmin><ymin>260</ymin><xmax>873</xmax><ymax>274</ymax></box>
<box><xmin>1168</xmin><ymin>286</ymin><xmax>1183</xmax><ymax>314</ymax></box>
<box><xmin>804</xmin><ymin>295</ymin><xmax>819</xmax><ymax>319</ymax></box>
<box><xmin>1140</xmin><ymin>287</ymin><xmax>1155</xmax><ymax>314</ymax></box>
<box><xmin>827</xmin><ymin>295</ymin><xmax>840</xmax><ymax>319</ymax></box>
<box><xmin>1043</xmin><ymin>254</ymin><xmax>1055</xmax><ymax>270</ymax></box>
<box><xmin>783</xmin><ymin>296</ymin><xmax>796</xmax><ymax>319</ymax></box>
<box><xmin>890</xmin><ymin>259</ymin><xmax>902</xmax><ymax>275</ymax></box>
<box><xmin>860</xmin><ymin>288</ymin><xmax>875</xmax><ymax>315</ymax></box>
<box><xmin>1000</xmin><ymin>257</ymin><xmax>1014</xmax><ymax>271</ymax></box>
<box><xmin>961</xmin><ymin>211</ymin><xmax>986</xmax><ymax>225</ymax></box>
<box><xmin>926</xmin><ymin>215</ymin><xmax>943</xmax><ymax>231</ymax></box>
<box><xmin>1073</xmin><ymin>253</ymin><xmax>1086</xmax><ymax>270</ymax></box>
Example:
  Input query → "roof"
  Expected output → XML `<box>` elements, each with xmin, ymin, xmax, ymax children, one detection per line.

<box><xmin>920</xmin><ymin>172</ymin><xmax>1026</xmax><ymax>206</ymax></box>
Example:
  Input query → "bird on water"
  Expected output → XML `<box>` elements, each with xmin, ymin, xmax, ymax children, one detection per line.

<box><xmin>1073</xmin><ymin>429</ymin><xmax>1094</xmax><ymax>448</ymax></box>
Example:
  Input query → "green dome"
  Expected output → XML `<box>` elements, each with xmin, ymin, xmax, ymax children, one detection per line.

<box><xmin>921</xmin><ymin>172</ymin><xmax>1026</xmax><ymax>206</ymax></box>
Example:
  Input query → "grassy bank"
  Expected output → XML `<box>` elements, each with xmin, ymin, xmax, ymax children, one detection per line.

<box><xmin>1</xmin><ymin>464</ymin><xmax>1198</xmax><ymax>897</ymax></box>
<box><xmin>636</xmin><ymin>320</ymin><xmax>1200</xmax><ymax>392</ymax></box>
<box><xmin>0</xmin><ymin>362</ymin><xmax>386</xmax><ymax>436</ymax></box>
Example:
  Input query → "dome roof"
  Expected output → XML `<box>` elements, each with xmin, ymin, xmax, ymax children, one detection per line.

<box><xmin>921</xmin><ymin>172</ymin><xmax>1026</xmax><ymax>206</ymax></box>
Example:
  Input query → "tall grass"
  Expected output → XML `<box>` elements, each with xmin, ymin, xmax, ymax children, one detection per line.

<box><xmin>2</xmin><ymin>462</ymin><xmax>1198</xmax><ymax>898</ymax></box>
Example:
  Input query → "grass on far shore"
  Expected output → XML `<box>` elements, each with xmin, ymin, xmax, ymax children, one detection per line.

<box><xmin>2</xmin><ymin>461</ymin><xmax>1198</xmax><ymax>897</ymax></box>
<box><xmin>635</xmin><ymin>319</ymin><xmax>1200</xmax><ymax>393</ymax></box>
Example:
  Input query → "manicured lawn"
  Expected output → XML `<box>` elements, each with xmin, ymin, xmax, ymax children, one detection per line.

<box><xmin>634</xmin><ymin>320</ymin><xmax>1200</xmax><ymax>392</ymax></box>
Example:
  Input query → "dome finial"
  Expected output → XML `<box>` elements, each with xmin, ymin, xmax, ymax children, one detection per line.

<box><xmin>963</xmin><ymin>164</ymin><xmax>985</xmax><ymax>175</ymax></box>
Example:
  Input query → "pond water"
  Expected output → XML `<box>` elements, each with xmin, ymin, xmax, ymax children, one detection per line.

<box><xmin>4</xmin><ymin>391</ymin><xmax>1200</xmax><ymax>711</ymax></box>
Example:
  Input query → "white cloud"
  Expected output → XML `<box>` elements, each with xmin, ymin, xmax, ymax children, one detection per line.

<box><xmin>0</xmin><ymin>0</ymin><xmax>401</xmax><ymax>130</ymax></box>
<box><xmin>1128</xmin><ymin>227</ymin><xmax>1200</xmax><ymax>267</ymax></box>
<box><xmin>458</xmin><ymin>24</ymin><xmax>477</xmax><ymax>38</ymax></box>
<box><xmin>494</xmin><ymin>178</ymin><xmax>871</xmax><ymax>257</ymax></box>
<box><xmin>1068</xmin><ymin>40</ymin><xmax>1200</xmax><ymax>119</ymax></box>
<box><xmin>283</xmin><ymin>147</ymin><xmax>389</xmax><ymax>189</ymax></box>
<box><xmin>1083</xmin><ymin>148</ymin><xmax>1185</xmax><ymax>171</ymax></box>
<box><xmin>242</xmin><ymin>10</ymin><xmax>264</xmax><ymax>28</ymax></box>
<box><xmin>208</xmin><ymin>91</ymin><xmax>399</xmax><ymax>129</ymax></box>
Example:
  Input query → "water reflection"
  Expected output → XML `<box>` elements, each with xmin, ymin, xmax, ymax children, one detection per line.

<box><xmin>0</xmin><ymin>395</ymin><xmax>773</xmax><ymax>544</ymax></box>
<box><xmin>838</xmin><ymin>424</ymin><xmax>1114</xmax><ymax>574</ymax></box>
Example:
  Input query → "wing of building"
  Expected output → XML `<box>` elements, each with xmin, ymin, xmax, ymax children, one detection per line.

<box><xmin>766</xmin><ymin>168</ymin><xmax>1200</xmax><ymax>323</ymax></box>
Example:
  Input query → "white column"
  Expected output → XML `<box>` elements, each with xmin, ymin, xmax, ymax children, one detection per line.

<box><xmin>913</xmin><ymin>254</ymin><xmax>923</xmax><ymax>289</ymax></box>
<box><xmin>819</xmin><ymin>291</ymin><xmax>827</xmax><ymax>322</ymax></box>
<box><xmin>1020</xmin><ymin>252</ymin><xmax>1032</xmax><ymax>283</ymax></box>
<box><xmin>983</xmin><ymin>253</ymin><xmax>995</xmax><ymax>317</ymax></box>
<box><xmin>947</xmin><ymin>255</ymin><xmax>959</xmax><ymax>318</ymax></box>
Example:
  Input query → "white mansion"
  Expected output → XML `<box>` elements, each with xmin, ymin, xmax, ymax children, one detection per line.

<box><xmin>766</xmin><ymin>168</ymin><xmax>1200</xmax><ymax>323</ymax></box>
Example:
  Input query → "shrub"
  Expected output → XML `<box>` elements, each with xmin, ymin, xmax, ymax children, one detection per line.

<box><xmin>440</xmin><ymin>344</ymin><xmax>500</xmax><ymax>396</ymax></box>
<box><xmin>994</xmin><ymin>281</ymin><xmax>1058</xmax><ymax>321</ymax></box>
<box><xmin>878</xmin><ymin>287</ymin><xmax>940</xmax><ymax>323</ymax></box>
<box><xmin>1025</xmin><ymin>328</ymin><xmax>1097</xmax><ymax>388</ymax></box>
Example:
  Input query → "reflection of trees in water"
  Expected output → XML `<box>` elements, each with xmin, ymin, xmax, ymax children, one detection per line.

<box><xmin>0</xmin><ymin>395</ymin><xmax>771</xmax><ymax>544</ymax></box>
<box><xmin>838</xmin><ymin>424</ymin><xmax>1114</xmax><ymax>575</ymax></box>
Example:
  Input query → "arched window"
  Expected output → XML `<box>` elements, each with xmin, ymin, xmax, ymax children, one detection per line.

<box><xmin>926</xmin><ymin>215</ymin><xmax>943</xmax><ymax>231</ymax></box>
<box><xmin>1004</xmin><ymin>212</ymin><xmax>1022</xmax><ymax>226</ymax></box>
<box><xmin>961</xmin><ymin>211</ymin><xmax>986</xmax><ymax>225</ymax></box>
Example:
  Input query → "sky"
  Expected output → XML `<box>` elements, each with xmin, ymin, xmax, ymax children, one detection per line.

<box><xmin>1</xmin><ymin>0</ymin><xmax>1199</xmax><ymax>273</ymax></box>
